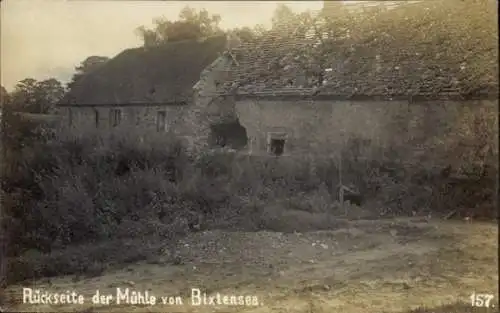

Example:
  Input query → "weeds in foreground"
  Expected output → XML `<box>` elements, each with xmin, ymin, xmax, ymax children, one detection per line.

<box><xmin>2</xmin><ymin>115</ymin><xmax>497</xmax><ymax>284</ymax></box>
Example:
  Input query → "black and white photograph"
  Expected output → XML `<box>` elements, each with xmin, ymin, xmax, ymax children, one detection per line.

<box><xmin>1</xmin><ymin>0</ymin><xmax>498</xmax><ymax>312</ymax></box>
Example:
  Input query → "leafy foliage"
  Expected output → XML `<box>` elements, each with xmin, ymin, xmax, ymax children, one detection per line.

<box><xmin>272</xmin><ymin>4</ymin><xmax>314</xmax><ymax>38</ymax></box>
<box><xmin>136</xmin><ymin>6</ymin><xmax>223</xmax><ymax>47</ymax></box>
<box><xmin>2</xmin><ymin>117</ymin><xmax>497</xmax><ymax>284</ymax></box>
<box><xmin>6</xmin><ymin>78</ymin><xmax>64</xmax><ymax>114</ymax></box>
<box><xmin>230</xmin><ymin>25</ymin><xmax>267</xmax><ymax>44</ymax></box>
<box><xmin>0</xmin><ymin>85</ymin><xmax>8</xmax><ymax>105</ymax></box>
<box><xmin>67</xmin><ymin>56</ymin><xmax>110</xmax><ymax>90</ymax></box>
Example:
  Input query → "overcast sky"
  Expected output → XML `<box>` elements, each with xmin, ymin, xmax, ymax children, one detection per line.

<box><xmin>0</xmin><ymin>0</ymin><xmax>323</xmax><ymax>91</ymax></box>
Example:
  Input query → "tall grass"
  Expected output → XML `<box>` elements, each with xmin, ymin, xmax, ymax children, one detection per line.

<box><xmin>1</xmin><ymin>102</ymin><xmax>497</xmax><ymax>284</ymax></box>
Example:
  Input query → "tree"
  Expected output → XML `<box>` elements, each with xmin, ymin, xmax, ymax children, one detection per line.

<box><xmin>272</xmin><ymin>4</ymin><xmax>296</xmax><ymax>31</ymax></box>
<box><xmin>230</xmin><ymin>25</ymin><xmax>267</xmax><ymax>43</ymax></box>
<box><xmin>136</xmin><ymin>6</ymin><xmax>223</xmax><ymax>47</ymax></box>
<box><xmin>8</xmin><ymin>78</ymin><xmax>64</xmax><ymax>114</ymax></box>
<box><xmin>1</xmin><ymin>85</ymin><xmax>9</xmax><ymax>107</ymax></box>
<box><xmin>1</xmin><ymin>78</ymin><xmax>63</xmax><ymax>158</ymax></box>
<box><xmin>1</xmin><ymin>86</ymin><xmax>9</xmax><ymax>131</ymax></box>
<box><xmin>10</xmin><ymin>78</ymin><xmax>38</xmax><ymax>112</ymax></box>
<box><xmin>179</xmin><ymin>6</ymin><xmax>221</xmax><ymax>36</ymax></box>
<box><xmin>135</xmin><ymin>26</ymin><xmax>160</xmax><ymax>48</ymax></box>
<box><xmin>153</xmin><ymin>19</ymin><xmax>204</xmax><ymax>43</ymax></box>
<box><xmin>35</xmin><ymin>79</ymin><xmax>65</xmax><ymax>113</ymax></box>
<box><xmin>270</xmin><ymin>4</ymin><xmax>315</xmax><ymax>39</ymax></box>
<box><xmin>67</xmin><ymin>56</ymin><xmax>110</xmax><ymax>90</ymax></box>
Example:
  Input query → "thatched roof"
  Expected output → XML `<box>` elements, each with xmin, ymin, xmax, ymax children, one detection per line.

<box><xmin>221</xmin><ymin>0</ymin><xmax>498</xmax><ymax>99</ymax></box>
<box><xmin>61</xmin><ymin>35</ymin><xmax>227</xmax><ymax>106</ymax></box>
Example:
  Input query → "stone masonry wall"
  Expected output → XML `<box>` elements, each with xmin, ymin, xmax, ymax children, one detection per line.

<box><xmin>59</xmin><ymin>53</ymin><xmax>237</xmax><ymax>151</ymax></box>
<box><xmin>235</xmin><ymin>99</ymin><xmax>498</xmax><ymax>166</ymax></box>
<box><xmin>235</xmin><ymin>99</ymin><xmax>401</xmax><ymax>155</ymax></box>
<box><xmin>60</xmin><ymin>105</ymin><xmax>187</xmax><ymax>134</ymax></box>
<box><xmin>60</xmin><ymin>96</ymin><xmax>498</xmax><ymax>168</ymax></box>
<box><xmin>183</xmin><ymin>54</ymin><xmax>237</xmax><ymax>150</ymax></box>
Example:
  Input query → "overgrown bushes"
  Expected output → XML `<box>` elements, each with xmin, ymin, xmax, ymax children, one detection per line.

<box><xmin>1</xmin><ymin>101</ymin><xmax>497</xmax><ymax>284</ymax></box>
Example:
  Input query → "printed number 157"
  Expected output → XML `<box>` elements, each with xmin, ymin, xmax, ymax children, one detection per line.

<box><xmin>471</xmin><ymin>293</ymin><xmax>495</xmax><ymax>307</ymax></box>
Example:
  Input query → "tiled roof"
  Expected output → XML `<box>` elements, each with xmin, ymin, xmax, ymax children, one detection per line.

<box><xmin>220</xmin><ymin>0</ymin><xmax>498</xmax><ymax>98</ymax></box>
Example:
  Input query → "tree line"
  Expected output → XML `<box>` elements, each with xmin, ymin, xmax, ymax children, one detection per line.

<box><xmin>1</xmin><ymin>55</ymin><xmax>110</xmax><ymax>115</ymax></box>
<box><xmin>0</xmin><ymin>4</ymin><xmax>303</xmax><ymax>114</ymax></box>
<box><xmin>135</xmin><ymin>4</ymin><xmax>310</xmax><ymax>47</ymax></box>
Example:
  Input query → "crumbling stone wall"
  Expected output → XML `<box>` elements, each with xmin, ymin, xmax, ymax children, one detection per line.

<box><xmin>59</xmin><ymin>95</ymin><xmax>497</xmax><ymax>167</ymax></box>
<box><xmin>234</xmin><ymin>98</ymin><xmax>498</xmax><ymax>165</ymax></box>
<box><xmin>236</xmin><ymin>99</ymin><xmax>392</xmax><ymax>156</ymax></box>
<box><xmin>184</xmin><ymin>53</ymin><xmax>239</xmax><ymax>150</ymax></box>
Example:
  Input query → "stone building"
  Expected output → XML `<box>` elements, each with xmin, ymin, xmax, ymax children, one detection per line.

<box><xmin>58</xmin><ymin>35</ymin><xmax>246</xmax><ymax>151</ymax></box>
<box><xmin>209</xmin><ymin>0</ymin><xmax>498</xmax><ymax>165</ymax></box>
<box><xmin>60</xmin><ymin>0</ymin><xmax>498</xmax><ymax>164</ymax></box>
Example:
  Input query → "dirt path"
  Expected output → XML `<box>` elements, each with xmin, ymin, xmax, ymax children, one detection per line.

<box><xmin>4</xmin><ymin>217</ymin><xmax>498</xmax><ymax>313</ymax></box>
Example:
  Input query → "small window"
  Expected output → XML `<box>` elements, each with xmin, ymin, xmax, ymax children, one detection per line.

<box><xmin>156</xmin><ymin>111</ymin><xmax>166</xmax><ymax>132</ymax></box>
<box><xmin>109</xmin><ymin>109</ymin><xmax>121</xmax><ymax>127</ymax></box>
<box><xmin>270</xmin><ymin>139</ymin><xmax>285</xmax><ymax>156</ymax></box>
<box><xmin>94</xmin><ymin>109</ymin><xmax>99</xmax><ymax>128</ymax></box>
<box><xmin>267</xmin><ymin>132</ymin><xmax>287</xmax><ymax>156</ymax></box>
<box><xmin>127</xmin><ymin>109</ymin><xmax>138</xmax><ymax>126</ymax></box>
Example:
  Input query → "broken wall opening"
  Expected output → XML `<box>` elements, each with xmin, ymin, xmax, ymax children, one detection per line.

<box><xmin>209</xmin><ymin>119</ymin><xmax>248</xmax><ymax>150</ymax></box>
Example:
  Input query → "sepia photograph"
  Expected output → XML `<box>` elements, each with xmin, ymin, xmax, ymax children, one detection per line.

<box><xmin>1</xmin><ymin>0</ymin><xmax>498</xmax><ymax>312</ymax></box>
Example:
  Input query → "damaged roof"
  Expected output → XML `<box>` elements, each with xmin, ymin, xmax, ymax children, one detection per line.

<box><xmin>61</xmin><ymin>35</ymin><xmax>227</xmax><ymax>106</ymax></box>
<box><xmin>221</xmin><ymin>0</ymin><xmax>498</xmax><ymax>99</ymax></box>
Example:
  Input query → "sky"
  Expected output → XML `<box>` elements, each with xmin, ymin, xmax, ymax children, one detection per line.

<box><xmin>0</xmin><ymin>0</ymin><xmax>323</xmax><ymax>91</ymax></box>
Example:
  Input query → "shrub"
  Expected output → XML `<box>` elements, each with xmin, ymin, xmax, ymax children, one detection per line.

<box><xmin>2</xmin><ymin>99</ymin><xmax>497</xmax><ymax>284</ymax></box>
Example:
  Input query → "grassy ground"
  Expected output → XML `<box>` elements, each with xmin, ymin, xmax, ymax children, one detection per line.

<box><xmin>3</xmin><ymin>212</ymin><xmax>498</xmax><ymax>313</ymax></box>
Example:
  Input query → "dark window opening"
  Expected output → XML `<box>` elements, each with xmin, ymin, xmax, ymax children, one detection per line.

<box><xmin>270</xmin><ymin>139</ymin><xmax>285</xmax><ymax>156</ymax></box>
<box><xmin>94</xmin><ymin>110</ymin><xmax>99</xmax><ymax>128</ymax></box>
<box><xmin>157</xmin><ymin>111</ymin><xmax>166</xmax><ymax>132</ymax></box>
<box><xmin>109</xmin><ymin>109</ymin><xmax>121</xmax><ymax>127</ymax></box>
<box><xmin>209</xmin><ymin>121</ymin><xmax>248</xmax><ymax>150</ymax></box>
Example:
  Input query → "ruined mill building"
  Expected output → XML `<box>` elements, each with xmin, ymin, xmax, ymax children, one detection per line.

<box><xmin>59</xmin><ymin>0</ymin><xmax>498</xmax><ymax>163</ymax></box>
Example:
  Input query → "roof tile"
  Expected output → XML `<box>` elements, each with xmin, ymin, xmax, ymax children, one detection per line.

<box><xmin>221</xmin><ymin>0</ymin><xmax>498</xmax><ymax>98</ymax></box>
